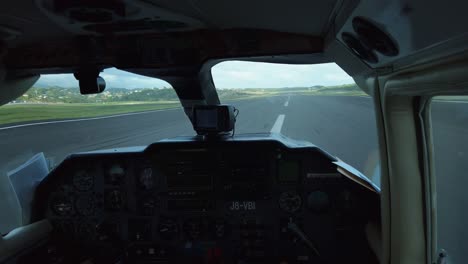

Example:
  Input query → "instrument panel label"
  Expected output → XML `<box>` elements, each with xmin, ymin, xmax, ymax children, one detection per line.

<box><xmin>228</xmin><ymin>201</ymin><xmax>256</xmax><ymax>211</ymax></box>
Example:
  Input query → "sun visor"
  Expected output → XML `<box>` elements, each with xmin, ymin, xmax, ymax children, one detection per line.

<box><xmin>0</xmin><ymin>68</ymin><xmax>39</xmax><ymax>106</ymax></box>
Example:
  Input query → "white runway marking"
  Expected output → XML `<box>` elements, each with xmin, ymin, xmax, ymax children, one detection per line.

<box><xmin>284</xmin><ymin>96</ymin><xmax>290</xmax><ymax>107</ymax></box>
<box><xmin>270</xmin><ymin>114</ymin><xmax>285</xmax><ymax>133</ymax></box>
<box><xmin>0</xmin><ymin>107</ymin><xmax>180</xmax><ymax>131</ymax></box>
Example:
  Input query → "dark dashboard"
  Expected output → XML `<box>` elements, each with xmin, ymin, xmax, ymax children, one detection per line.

<box><xmin>26</xmin><ymin>134</ymin><xmax>379</xmax><ymax>264</ymax></box>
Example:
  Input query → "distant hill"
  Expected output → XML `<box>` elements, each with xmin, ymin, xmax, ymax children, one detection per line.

<box><xmin>15</xmin><ymin>87</ymin><xmax>179</xmax><ymax>103</ymax></box>
<box><xmin>13</xmin><ymin>84</ymin><xmax>364</xmax><ymax>104</ymax></box>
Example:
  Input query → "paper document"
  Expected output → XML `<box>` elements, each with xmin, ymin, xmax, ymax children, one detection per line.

<box><xmin>8</xmin><ymin>153</ymin><xmax>50</xmax><ymax>224</ymax></box>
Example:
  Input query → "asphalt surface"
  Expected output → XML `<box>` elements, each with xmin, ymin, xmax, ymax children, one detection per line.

<box><xmin>0</xmin><ymin>95</ymin><xmax>466</xmax><ymax>262</ymax></box>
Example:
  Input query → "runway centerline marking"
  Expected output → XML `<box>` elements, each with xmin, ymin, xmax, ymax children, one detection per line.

<box><xmin>271</xmin><ymin>114</ymin><xmax>285</xmax><ymax>134</ymax></box>
<box><xmin>284</xmin><ymin>96</ymin><xmax>290</xmax><ymax>107</ymax></box>
<box><xmin>0</xmin><ymin>107</ymin><xmax>181</xmax><ymax>131</ymax></box>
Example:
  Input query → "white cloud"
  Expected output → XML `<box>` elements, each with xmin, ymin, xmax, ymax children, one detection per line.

<box><xmin>324</xmin><ymin>73</ymin><xmax>354</xmax><ymax>82</ymax></box>
<box><xmin>212</xmin><ymin>61</ymin><xmax>353</xmax><ymax>88</ymax></box>
<box><xmin>35</xmin><ymin>62</ymin><xmax>354</xmax><ymax>89</ymax></box>
<box><xmin>37</xmin><ymin>74</ymin><xmax>78</xmax><ymax>87</ymax></box>
<box><xmin>224</xmin><ymin>71</ymin><xmax>257</xmax><ymax>80</ymax></box>
<box><xmin>36</xmin><ymin>68</ymin><xmax>171</xmax><ymax>89</ymax></box>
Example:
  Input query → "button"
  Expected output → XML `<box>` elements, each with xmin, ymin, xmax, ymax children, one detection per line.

<box><xmin>213</xmin><ymin>247</ymin><xmax>222</xmax><ymax>257</ymax></box>
<box><xmin>207</xmin><ymin>248</ymin><xmax>213</xmax><ymax>261</ymax></box>
<box><xmin>253</xmin><ymin>239</ymin><xmax>264</xmax><ymax>247</ymax></box>
<box><xmin>207</xmin><ymin>247</ymin><xmax>222</xmax><ymax>263</ymax></box>
<box><xmin>148</xmin><ymin>247</ymin><xmax>155</xmax><ymax>255</ymax></box>
<box><xmin>241</xmin><ymin>230</ymin><xmax>250</xmax><ymax>237</ymax></box>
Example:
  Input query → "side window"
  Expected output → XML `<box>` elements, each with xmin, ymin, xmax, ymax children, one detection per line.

<box><xmin>431</xmin><ymin>96</ymin><xmax>468</xmax><ymax>264</ymax></box>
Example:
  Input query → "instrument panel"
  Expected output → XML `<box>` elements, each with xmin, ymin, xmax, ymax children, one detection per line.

<box><xmin>29</xmin><ymin>135</ymin><xmax>379</xmax><ymax>264</ymax></box>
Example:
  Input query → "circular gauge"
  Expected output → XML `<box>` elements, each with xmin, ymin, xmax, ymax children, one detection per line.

<box><xmin>138</xmin><ymin>168</ymin><xmax>154</xmax><ymax>190</ymax></box>
<box><xmin>106</xmin><ymin>164</ymin><xmax>126</xmax><ymax>185</ymax></box>
<box><xmin>337</xmin><ymin>190</ymin><xmax>357</xmax><ymax>213</ymax></box>
<box><xmin>53</xmin><ymin>220</ymin><xmax>74</xmax><ymax>235</ymax></box>
<box><xmin>139</xmin><ymin>196</ymin><xmax>158</xmax><ymax>216</ymax></box>
<box><xmin>128</xmin><ymin>219</ymin><xmax>152</xmax><ymax>241</ymax></box>
<box><xmin>158</xmin><ymin>218</ymin><xmax>179</xmax><ymax>240</ymax></box>
<box><xmin>77</xmin><ymin>222</ymin><xmax>96</xmax><ymax>240</ymax></box>
<box><xmin>278</xmin><ymin>192</ymin><xmax>302</xmax><ymax>213</ymax></box>
<box><xmin>212</xmin><ymin>219</ymin><xmax>228</xmax><ymax>239</ymax></box>
<box><xmin>183</xmin><ymin>219</ymin><xmax>203</xmax><ymax>240</ymax></box>
<box><xmin>73</xmin><ymin>170</ymin><xmax>93</xmax><ymax>191</ymax></box>
<box><xmin>75</xmin><ymin>195</ymin><xmax>95</xmax><ymax>216</ymax></box>
<box><xmin>96</xmin><ymin>220</ymin><xmax>120</xmax><ymax>241</ymax></box>
<box><xmin>50</xmin><ymin>194</ymin><xmax>73</xmax><ymax>216</ymax></box>
<box><xmin>307</xmin><ymin>191</ymin><xmax>330</xmax><ymax>212</ymax></box>
<box><xmin>105</xmin><ymin>189</ymin><xmax>124</xmax><ymax>211</ymax></box>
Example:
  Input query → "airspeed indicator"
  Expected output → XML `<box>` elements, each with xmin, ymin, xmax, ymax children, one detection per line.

<box><xmin>278</xmin><ymin>192</ymin><xmax>302</xmax><ymax>213</ymax></box>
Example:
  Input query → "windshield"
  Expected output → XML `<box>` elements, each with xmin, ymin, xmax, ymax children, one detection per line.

<box><xmin>0</xmin><ymin>62</ymin><xmax>380</xmax><ymax>232</ymax></box>
<box><xmin>212</xmin><ymin>61</ymin><xmax>380</xmax><ymax>180</ymax></box>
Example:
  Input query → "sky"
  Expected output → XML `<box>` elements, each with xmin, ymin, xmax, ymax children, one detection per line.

<box><xmin>36</xmin><ymin>61</ymin><xmax>354</xmax><ymax>89</ymax></box>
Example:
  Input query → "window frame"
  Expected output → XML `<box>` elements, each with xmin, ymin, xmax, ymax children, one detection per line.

<box><xmin>419</xmin><ymin>96</ymin><xmax>437</xmax><ymax>263</ymax></box>
<box><xmin>376</xmin><ymin>52</ymin><xmax>468</xmax><ymax>264</ymax></box>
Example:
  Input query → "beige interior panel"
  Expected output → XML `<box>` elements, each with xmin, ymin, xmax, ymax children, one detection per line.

<box><xmin>383</xmin><ymin>95</ymin><xmax>426</xmax><ymax>264</ymax></box>
<box><xmin>376</xmin><ymin>49</ymin><xmax>468</xmax><ymax>264</ymax></box>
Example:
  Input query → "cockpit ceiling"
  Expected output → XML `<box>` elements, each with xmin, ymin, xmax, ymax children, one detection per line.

<box><xmin>143</xmin><ymin>0</ymin><xmax>340</xmax><ymax>35</ymax></box>
<box><xmin>4</xmin><ymin>30</ymin><xmax>323</xmax><ymax>76</ymax></box>
<box><xmin>2</xmin><ymin>0</ymin><xmax>468</xmax><ymax>76</ymax></box>
<box><xmin>0</xmin><ymin>0</ymin><xmax>340</xmax><ymax>44</ymax></box>
<box><xmin>0</xmin><ymin>0</ymin><xmax>342</xmax><ymax>75</ymax></box>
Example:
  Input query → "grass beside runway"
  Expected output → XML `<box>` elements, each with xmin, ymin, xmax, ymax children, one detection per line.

<box><xmin>0</xmin><ymin>101</ymin><xmax>181</xmax><ymax>125</ymax></box>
